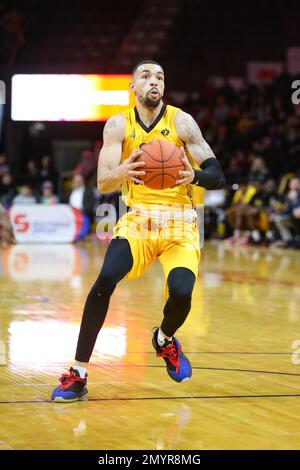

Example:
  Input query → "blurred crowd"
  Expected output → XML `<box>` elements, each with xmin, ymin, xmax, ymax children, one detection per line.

<box><xmin>181</xmin><ymin>72</ymin><xmax>300</xmax><ymax>248</ymax></box>
<box><xmin>0</xmin><ymin>147</ymin><xmax>119</xmax><ymax>245</ymax></box>
<box><xmin>0</xmin><ymin>151</ymin><xmax>100</xmax><ymax>225</ymax></box>
<box><xmin>1</xmin><ymin>72</ymin><xmax>300</xmax><ymax>247</ymax></box>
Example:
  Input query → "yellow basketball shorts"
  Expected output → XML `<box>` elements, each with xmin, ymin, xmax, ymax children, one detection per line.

<box><xmin>112</xmin><ymin>211</ymin><xmax>201</xmax><ymax>300</ymax></box>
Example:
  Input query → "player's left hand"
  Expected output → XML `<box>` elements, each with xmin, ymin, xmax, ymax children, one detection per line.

<box><xmin>175</xmin><ymin>147</ymin><xmax>195</xmax><ymax>185</ymax></box>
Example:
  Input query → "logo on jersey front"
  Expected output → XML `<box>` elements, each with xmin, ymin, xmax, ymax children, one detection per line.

<box><xmin>160</xmin><ymin>128</ymin><xmax>170</xmax><ymax>136</ymax></box>
<box><xmin>130</xmin><ymin>131</ymin><xmax>136</xmax><ymax>138</ymax></box>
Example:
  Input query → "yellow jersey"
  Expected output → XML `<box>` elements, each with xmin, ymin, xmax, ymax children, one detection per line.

<box><xmin>233</xmin><ymin>185</ymin><xmax>257</xmax><ymax>204</ymax></box>
<box><xmin>121</xmin><ymin>104</ymin><xmax>204</xmax><ymax>210</ymax></box>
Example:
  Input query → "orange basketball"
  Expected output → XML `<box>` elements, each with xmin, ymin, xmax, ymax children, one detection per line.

<box><xmin>137</xmin><ymin>140</ymin><xmax>185</xmax><ymax>190</ymax></box>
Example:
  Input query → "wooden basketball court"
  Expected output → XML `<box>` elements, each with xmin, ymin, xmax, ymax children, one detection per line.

<box><xmin>0</xmin><ymin>240</ymin><xmax>300</xmax><ymax>450</ymax></box>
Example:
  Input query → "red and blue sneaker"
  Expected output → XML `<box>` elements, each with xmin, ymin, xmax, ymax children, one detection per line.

<box><xmin>51</xmin><ymin>367</ymin><xmax>88</xmax><ymax>402</ymax></box>
<box><xmin>152</xmin><ymin>327</ymin><xmax>192</xmax><ymax>383</ymax></box>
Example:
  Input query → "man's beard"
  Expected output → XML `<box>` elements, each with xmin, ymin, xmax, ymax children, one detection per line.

<box><xmin>140</xmin><ymin>93</ymin><xmax>161</xmax><ymax>108</ymax></box>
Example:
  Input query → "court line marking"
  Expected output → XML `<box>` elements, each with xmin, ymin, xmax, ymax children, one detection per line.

<box><xmin>2</xmin><ymin>365</ymin><xmax>299</xmax><ymax>378</ymax></box>
<box><xmin>79</xmin><ymin>364</ymin><xmax>300</xmax><ymax>377</ymax></box>
<box><xmin>144</xmin><ymin>365</ymin><xmax>300</xmax><ymax>377</ymax></box>
<box><xmin>1</xmin><ymin>393</ymin><xmax>300</xmax><ymax>405</ymax></box>
<box><xmin>0</xmin><ymin>352</ymin><xmax>293</xmax><ymax>362</ymax></box>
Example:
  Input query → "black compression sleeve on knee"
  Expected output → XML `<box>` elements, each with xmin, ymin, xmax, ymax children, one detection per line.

<box><xmin>191</xmin><ymin>157</ymin><xmax>226</xmax><ymax>190</ymax></box>
<box><xmin>162</xmin><ymin>268</ymin><xmax>196</xmax><ymax>337</ymax></box>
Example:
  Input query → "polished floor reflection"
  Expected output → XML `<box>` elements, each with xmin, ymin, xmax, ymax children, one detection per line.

<box><xmin>0</xmin><ymin>240</ymin><xmax>300</xmax><ymax>449</ymax></box>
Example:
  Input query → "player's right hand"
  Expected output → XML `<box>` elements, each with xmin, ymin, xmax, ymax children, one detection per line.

<box><xmin>118</xmin><ymin>150</ymin><xmax>146</xmax><ymax>184</ymax></box>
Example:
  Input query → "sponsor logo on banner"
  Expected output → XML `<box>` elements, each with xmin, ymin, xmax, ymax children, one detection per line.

<box><xmin>14</xmin><ymin>213</ymin><xmax>30</xmax><ymax>232</ymax></box>
<box><xmin>9</xmin><ymin>204</ymin><xmax>89</xmax><ymax>243</ymax></box>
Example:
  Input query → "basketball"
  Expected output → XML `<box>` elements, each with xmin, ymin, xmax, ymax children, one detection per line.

<box><xmin>137</xmin><ymin>140</ymin><xmax>185</xmax><ymax>190</ymax></box>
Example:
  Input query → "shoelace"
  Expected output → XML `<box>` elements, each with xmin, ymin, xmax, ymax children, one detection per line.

<box><xmin>60</xmin><ymin>370</ymin><xmax>84</xmax><ymax>390</ymax></box>
<box><xmin>157</xmin><ymin>341</ymin><xmax>181</xmax><ymax>373</ymax></box>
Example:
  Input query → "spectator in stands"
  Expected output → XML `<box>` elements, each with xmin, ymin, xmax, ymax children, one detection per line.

<box><xmin>270</xmin><ymin>177</ymin><xmax>300</xmax><ymax>248</ymax></box>
<box><xmin>213</xmin><ymin>124</ymin><xmax>233</xmax><ymax>156</ymax></box>
<box><xmin>200</xmin><ymin>78</ymin><xmax>217</xmax><ymax>105</ymax></box>
<box><xmin>225</xmin><ymin>179</ymin><xmax>257</xmax><ymax>243</ymax></box>
<box><xmin>213</xmin><ymin>95</ymin><xmax>230</xmax><ymax>122</ymax></box>
<box><xmin>236</xmin><ymin>111</ymin><xmax>256</xmax><ymax>134</ymax></box>
<box><xmin>226</xmin><ymin>174</ymin><xmax>279</xmax><ymax>246</ymax></box>
<box><xmin>12</xmin><ymin>184</ymin><xmax>37</xmax><ymax>205</ymax></box>
<box><xmin>69</xmin><ymin>174</ymin><xmax>95</xmax><ymax>224</ymax></box>
<box><xmin>226</xmin><ymin>150</ymin><xmax>248</xmax><ymax>184</ymax></box>
<box><xmin>26</xmin><ymin>159</ymin><xmax>40</xmax><ymax>190</ymax></box>
<box><xmin>0</xmin><ymin>172</ymin><xmax>15</xmax><ymax>207</ymax></box>
<box><xmin>247</xmin><ymin>178</ymin><xmax>277</xmax><ymax>244</ymax></box>
<box><xmin>248</xmin><ymin>155</ymin><xmax>269</xmax><ymax>183</ymax></box>
<box><xmin>0</xmin><ymin>153</ymin><xmax>10</xmax><ymax>176</ymax></box>
<box><xmin>73</xmin><ymin>149</ymin><xmax>98</xmax><ymax>181</ymax></box>
<box><xmin>40</xmin><ymin>181</ymin><xmax>59</xmax><ymax>205</ymax></box>
<box><xmin>39</xmin><ymin>155</ymin><xmax>58</xmax><ymax>187</ymax></box>
<box><xmin>285</xmin><ymin>115</ymin><xmax>300</xmax><ymax>173</ymax></box>
<box><xmin>218</xmin><ymin>79</ymin><xmax>235</xmax><ymax>103</ymax></box>
<box><xmin>293</xmin><ymin>205</ymin><xmax>300</xmax><ymax>249</ymax></box>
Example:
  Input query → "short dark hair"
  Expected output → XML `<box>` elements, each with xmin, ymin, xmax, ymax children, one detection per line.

<box><xmin>132</xmin><ymin>60</ymin><xmax>163</xmax><ymax>76</ymax></box>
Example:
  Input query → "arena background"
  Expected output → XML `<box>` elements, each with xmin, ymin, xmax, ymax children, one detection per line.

<box><xmin>0</xmin><ymin>0</ymin><xmax>300</xmax><ymax>454</ymax></box>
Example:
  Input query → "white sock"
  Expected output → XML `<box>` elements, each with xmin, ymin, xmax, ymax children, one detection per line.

<box><xmin>157</xmin><ymin>328</ymin><xmax>172</xmax><ymax>347</ymax></box>
<box><xmin>73</xmin><ymin>365</ymin><xmax>87</xmax><ymax>379</ymax></box>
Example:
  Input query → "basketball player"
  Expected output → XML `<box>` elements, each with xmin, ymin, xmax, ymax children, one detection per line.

<box><xmin>51</xmin><ymin>60</ymin><xmax>225</xmax><ymax>401</ymax></box>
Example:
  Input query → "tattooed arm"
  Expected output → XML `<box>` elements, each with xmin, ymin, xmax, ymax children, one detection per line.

<box><xmin>174</xmin><ymin>111</ymin><xmax>226</xmax><ymax>189</ymax></box>
<box><xmin>175</xmin><ymin>110</ymin><xmax>215</xmax><ymax>165</ymax></box>
<box><xmin>98</xmin><ymin>114</ymin><xmax>145</xmax><ymax>193</ymax></box>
